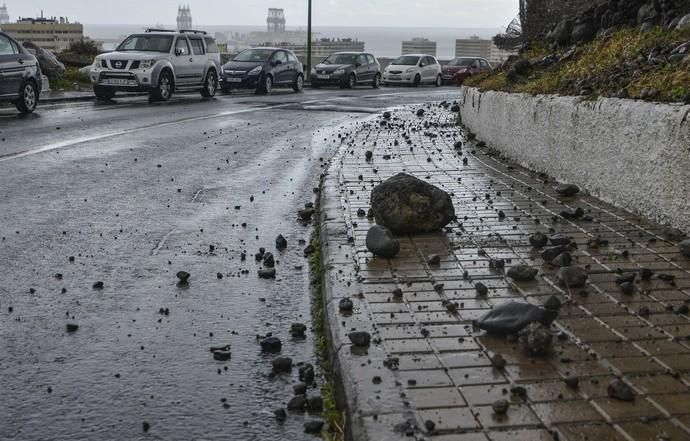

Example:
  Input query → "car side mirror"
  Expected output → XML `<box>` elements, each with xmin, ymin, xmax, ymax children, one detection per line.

<box><xmin>273</xmin><ymin>60</ymin><xmax>282</xmax><ymax>66</ymax></box>
<box><xmin>420</xmin><ymin>63</ymin><xmax>425</xmax><ymax>67</ymax></box>
<box><xmin>355</xmin><ymin>62</ymin><xmax>361</xmax><ymax>67</ymax></box>
<box><xmin>175</xmin><ymin>48</ymin><xmax>183</xmax><ymax>56</ymax></box>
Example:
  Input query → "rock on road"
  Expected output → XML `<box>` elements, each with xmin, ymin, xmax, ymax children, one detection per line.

<box><xmin>0</xmin><ymin>87</ymin><xmax>459</xmax><ymax>441</ymax></box>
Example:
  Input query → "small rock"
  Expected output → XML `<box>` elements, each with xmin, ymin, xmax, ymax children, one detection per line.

<box><xmin>365</xmin><ymin>150</ymin><xmax>373</xmax><ymax>161</ymax></box>
<box><xmin>294</xmin><ymin>383</ymin><xmax>307</xmax><ymax>395</ymax></box>
<box><xmin>383</xmin><ymin>111</ymin><xmax>392</xmax><ymax>119</ymax></box>
<box><xmin>475</xmin><ymin>282</ymin><xmax>488</xmax><ymax>296</ymax></box>
<box><xmin>274</xmin><ymin>408</ymin><xmax>287</xmax><ymax>421</ymax></box>
<box><xmin>212</xmin><ymin>348</ymin><xmax>232</xmax><ymax>361</ymax></box>
<box><xmin>299</xmin><ymin>364</ymin><xmax>315</xmax><ymax>383</ymax></box>
<box><xmin>339</xmin><ymin>297</ymin><xmax>354</xmax><ymax>312</ymax></box>
<box><xmin>260</xmin><ymin>337</ymin><xmax>282</xmax><ymax>353</ymax></box>
<box><xmin>276</xmin><ymin>234</ymin><xmax>288</xmax><ymax>250</ymax></box>
<box><xmin>66</xmin><ymin>323</ymin><xmax>79</xmax><ymax>333</ymax></box>
<box><xmin>506</xmin><ymin>265</ymin><xmax>538</xmax><ymax>282</ymax></box>
<box><xmin>307</xmin><ymin>396</ymin><xmax>324</xmax><ymax>413</ymax></box>
<box><xmin>272</xmin><ymin>357</ymin><xmax>293</xmax><ymax>373</ymax></box>
<box><xmin>298</xmin><ymin>208</ymin><xmax>315</xmax><ymax>221</ymax></box>
<box><xmin>142</xmin><ymin>421</ymin><xmax>150</xmax><ymax>432</ymax></box>
<box><xmin>542</xmin><ymin>246</ymin><xmax>566</xmax><ymax>262</ymax></box>
<box><xmin>558</xmin><ymin>266</ymin><xmax>588</xmax><ymax>288</ymax></box>
<box><xmin>348</xmin><ymin>331</ymin><xmax>371</xmax><ymax>347</ymax></box>
<box><xmin>519</xmin><ymin>322</ymin><xmax>553</xmax><ymax>355</ymax></box>
<box><xmin>416</xmin><ymin>109</ymin><xmax>425</xmax><ymax>116</ymax></box>
<box><xmin>491</xmin><ymin>354</ymin><xmax>506</xmax><ymax>369</ymax></box>
<box><xmin>427</xmin><ymin>254</ymin><xmax>441</xmax><ymax>265</ymax></box>
<box><xmin>564</xmin><ymin>376</ymin><xmax>579</xmax><ymax>388</ymax></box>
<box><xmin>529</xmin><ymin>232</ymin><xmax>549</xmax><ymax>248</ymax></box>
<box><xmin>555</xmin><ymin>184</ymin><xmax>580</xmax><ymax>196</ymax></box>
<box><xmin>287</xmin><ymin>395</ymin><xmax>307</xmax><ymax>411</ymax></box>
<box><xmin>474</xmin><ymin>302</ymin><xmax>558</xmax><ymax>335</ymax></box>
<box><xmin>92</xmin><ymin>281</ymin><xmax>104</xmax><ymax>289</ymax></box>
<box><xmin>608</xmin><ymin>378</ymin><xmax>635</xmax><ymax>401</ymax></box>
<box><xmin>679</xmin><ymin>240</ymin><xmax>690</xmax><ymax>258</ymax></box>
<box><xmin>552</xmin><ymin>252</ymin><xmax>573</xmax><ymax>267</ymax></box>
<box><xmin>620</xmin><ymin>281</ymin><xmax>635</xmax><ymax>295</ymax></box>
<box><xmin>366</xmin><ymin>225</ymin><xmax>400</xmax><ymax>258</ymax></box>
<box><xmin>290</xmin><ymin>323</ymin><xmax>307</xmax><ymax>338</ymax></box>
<box><xmin>304</xmin><ymin>420</ymin><xmax>325</xmax><ymax>434</ymax></box>
<box><xmin>492</xmin><ymin>399</ymin><xmax>510</xmax><ymax>415</ymax></box>
<box><xmin>263</xmin><ymin>252</ymin><xmax>275</xmax><ymax>268</ymax></box>
<box><xmin>424</xmin><ymin>420</ymin><xmax>436</xmax><ymax>432</ymax></box>
<box><xmin>550</xmin><ymin>233</ymin><xmax>572</xmax><ymax>246</ymax></box>
<box><xmin>176</xmin><ymin>271</ymin><xmax>190</xmax><ymax>283</ymax></box>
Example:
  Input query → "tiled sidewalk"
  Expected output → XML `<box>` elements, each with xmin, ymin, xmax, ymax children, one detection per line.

<box><xmin>318</xmin><ymin>103</ymin><xmax>690</xmax><ymax>441</ymax></box>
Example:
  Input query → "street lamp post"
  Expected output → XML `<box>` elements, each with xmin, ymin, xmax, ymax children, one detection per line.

<box><xmin>306</xmin><ymin>0</ymin><xmax>312</xmax><ymax>81</ymax></box>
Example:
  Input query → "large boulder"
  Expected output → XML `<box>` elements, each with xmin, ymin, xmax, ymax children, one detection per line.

<box><xmin>571</xmin><ymin>18</ymin><xmax>597</xmax><ymax>44</ymax></box>
<box><xmin>473</xmin><ymin>302</ymin><xmax>558</xmax><ymax>335</ymax></box>
<box><xmin>551</xmin><ymin>20</ymin><xmax>573</xmax><ymax>46</ymax></box>
<box><xmin>678</xmin><ymin>13</ymin><xmax>690</xmax><ymax>30</ymax></box>
<box><xmin>370</xmin><ymin>173</ymin><xmax>455</xmax><ymax>234</ymax></box>
<box><xmin>22</xmin><ymin>41</ymin><xmax>65</xmax><ymax>80</ymax></box>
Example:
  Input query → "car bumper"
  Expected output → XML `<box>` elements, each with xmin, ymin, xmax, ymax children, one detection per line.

<box><xmin>90</xmin><ymin>70</ymin><xmax>155</xmax><ymax>91</ymax></box>
<box><xmin>219</xmin><ymin>74</ymin><xmax>259</xmax><ymax>89</ymax></box>
<box><xmin>382</xmin><ymin>74</ymin><xmax>415</xmax><ymax>84</ymax></box>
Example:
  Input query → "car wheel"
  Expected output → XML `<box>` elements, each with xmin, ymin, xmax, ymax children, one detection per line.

<box><xmin>347</xmin><ymin>73</ymin><xmax>356</xmax><ymax>89</ymax></box>
<box><xmin>372</xmin><ymin>73</ymin><xmax>381</xmax><ymax>89</ymax></box>
<box><xmin>93</xmin><ymin>85</ymin><xmax>116</xmax><ymax>101</ymax></box>
<box><xmin>413</xmin><ymin>74</ymin><xmax>421</xmax><ymax>87</ymax></box>
<box><xmin>15</xmin><ymin>80</ymin><xmax>38</xmax><ymax>114</ymax></box>
<box><xmin>151</xmin><ymin>70</ymin><xmax>173</xmax><ymax>101</ymax></box>
<box><xmin>435</xmin><ymin>74</ymin><xmax>442</xmax><ymax>87</ymax></box>
<box><xmin>256</xmin><ymin>75</ymin><xmax>272</xmax><ymax>95</ymax></box>
<box><xmin>293</xmin><ymin>74</ymin><xmax>304</xmax><ymax>92</ymax></box>
<box><xmin>201</xmin><ymin>70</ymin><xmax>218</xmax><ymax>98</ymax></box>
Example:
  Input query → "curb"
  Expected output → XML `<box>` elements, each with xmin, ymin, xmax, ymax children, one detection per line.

<box><xmin>317</xmin><ymin>127</ymin><xmax>413</xmax><ymax>441</ymax></box>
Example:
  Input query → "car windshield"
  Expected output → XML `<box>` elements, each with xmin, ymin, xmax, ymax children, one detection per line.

<box><xmin>391</xmin><ymin>56</ymin><xmax>420</xmax><ymax>66</ymax></box>
<box><xmin>233</xmin><ymin>49</ymin><xmax>273</xmax><ymax>62</ymax></box>
<box><xmin>322</xmin><ymin>54</ymin><xmax>356</xmax><ymax>65</ymax></box>
<box><xmin>117</xmin><ymin>35</ymin><xmax>174</xmax><ymax>52</ymax></box>
<box><xmin>448</xmin><ymin>58</ymin><xmax>475</xmax><ymax>67</ymax></box>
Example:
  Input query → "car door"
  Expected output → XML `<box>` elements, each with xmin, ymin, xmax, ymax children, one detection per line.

<box><xmin>0</xmin><ymin>34</ymin><xmax>23</xmax><ymax>96</ymax></box>
<box><xmin>428</xmin><ymin>56</ymin><xmax>441</xmax><ymax>80</ymax></box>
<box><xmin>367</xmin><ymin>54</ymin><xmax>379</xmax><ymax>78</ymax></box>
<box><xmin>269</xmin><ymin>51</ymin><xmax>289</xmax><ymax>84</ymax></box>
<box><xmin>423</xmin><ymin>57</ymin><xmax>436</xmax><ymax>82</ymax></box>
<box><xmin>286</xmin><ymin>51</ymin><xmax>301</xmax><ymax>82</ymax></box>
<box><xmin>187</xmin><ymin>36</ymin><xmax>206</xmax><ymax>85</ymax></box>
<box><xmin>172</xmin><ymin>36</ymin><xmax>194</xmax><ymax>85</ymax></box>
<box><xmin>355</xmin><ymin>54</ymin><xmax>370</xmax><ymax>83</ymax></box>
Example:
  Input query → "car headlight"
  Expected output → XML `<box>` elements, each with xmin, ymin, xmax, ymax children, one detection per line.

<box><xmin>405</xmin><ymin>68</ymin><xmax>416</xmax><ymax>73</ymax></box>
<box><xmin>333</xmin><ymin>69</ymin><xmax>345</xmax><ymax>76</ymax></box>
<box><xmin>140</xmin><ymin>60</ymin><xmax>156</xmax><ymax>69</ymax></box>
<box><xmin>221</xmin><ymin>65</ymin><xmax>225</xmax><ymax>74</ymax></box>
<box><xmin>248</xmin><ymin>65</ymin><xmax>263</xmax><ymax>76</ymax></box>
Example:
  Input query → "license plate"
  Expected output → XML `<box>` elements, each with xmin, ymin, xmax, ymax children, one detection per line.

<box><xmin>443</xmin><ymin>75</ymin><xmax>453</xmax><ymax>79</ymax></box>
<box><xmin>317</xmin><ymin>74</ymin><xmax>330</xmax><ymax>80</ymax></box>
<box><xmin>102</xmin><ymin>78</ymin><xmax>135</xmax><ymax>86</ymax></box>
<box><xmin>226</xmin><ymin>77</ymin><xmax>242</xmax><ymax>83</ymax></box>
<box><xmin>389</xmin><ymin>75</ymin><xmax>401</xmax><ymax>80</ymax></box>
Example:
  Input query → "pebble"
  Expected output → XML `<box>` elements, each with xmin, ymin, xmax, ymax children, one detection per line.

<box><xmin>260</xmin><ymin>337</ymin><xmax>282</xmax><ymax>353</ymax></box>
<box><xmin>427</xmin><ymin>254</ymin><xmax>441</xmax><ymax>265</ymax></box>
<box><xmin>304</xmin><ymin>420</ymin><xmax>325</xmax><ymax>434</ymax></box>
<box><xmin>529</xmin><ymin>232</ymin><xmax>549</xmax><ymax>248</ymax></box>
<box><xmin>66</xmin><ymin>323</ymin><xmax>79</xmax><ymax>333</ymax></box>
<box><xmin>475</xmin><ymin>282</ymin><xmax>488</xmax><ymax>296</ymax></box>
<box><xmin>491</xmin><ymin>399</ymin><xmax>510</xmax><ymax>415</ymax></box>
<box><xmin>679</xmin><ymin>240</ymin><xmax>690</xmax><ymax>258</ymax></box>
<box><xmin>275</xmin><ymin>234</ymin><xmax>288</xmax><ymax>250</ymax></box>
<box><xmin>258</xmin><ymin>268</ymin><xmax>276</xmax><ymax>279</ymax></box>
<box><xmin>339</xmin><ymin>297</ymin><xmax>354</xmax><ymax>312</ymax></box>
<box><xmin>564</xmin><ymin>376</ymin><xmax>580</xmax><ymax>388</ymax></box>
<box><xmin>506</xmin><ymin>265</ymin><xmax>538</xmax><ymax>282</ymax></box>
<box><xmin>558</xmin><ymin>266</ymin><xmax>588</xmax><ymax>288</ymax></box>
<box><xmin>555</xmin><ymin>184</ymin><xmax>580</xmax><ymax>196</ymax></box>
<box><xmin>176</xmin><ymin>271</ymin><xmax>190</xmax><ymax>283</ymax></box>
<box><xmin>272</xmin><ymin>357</ymin><xmax>293</xmax><ymax>373</ymax></box>
<box><xmin>290</xmin><ymin>323</ymin><xmax>307</xmax><ymax>338</ymax></box>
<box><xmin>348</xmin><ymin>331</ymin><xmax>371</xmax><ymax>347</ymax></box>
<box><xmin>608</xmin><ymin>378</ymin><xmax>635</xmax><ymax>401</ymax></box>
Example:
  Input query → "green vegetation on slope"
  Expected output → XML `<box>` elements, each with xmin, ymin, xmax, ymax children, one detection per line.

<box><xmin>466</xmin><ymin>26</ymin><xmax>690</xmax><ymax>103</ymax></box>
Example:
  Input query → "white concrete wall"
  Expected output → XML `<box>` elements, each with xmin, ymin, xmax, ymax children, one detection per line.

<box><xmin>459</xmin><ymin>87</ymin><xmax>690</xmax><ymax>233</ymax></box>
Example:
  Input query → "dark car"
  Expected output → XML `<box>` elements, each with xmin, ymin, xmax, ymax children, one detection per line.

<box><xmin>0</xmin><ymin>31</ymin><xmax>42</xmax><ymax>113</ymax></box>
<box><xmin>442</xmin><ymin>57</ymin><xmax>492</xmax><ymax>85</ymax></box>
<box><xmin>219</xmin><ymin>47</ymin><xmax>304</xmax><ymax>95</ymax></box>
<box><xmin>311</xmin><ymin>52</ymin><xmax>381</xmax><ymax>89</ymax></box>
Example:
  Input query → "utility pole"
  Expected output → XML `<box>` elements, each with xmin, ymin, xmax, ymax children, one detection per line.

<box><xmin>306</xmin><ymin>0</ymin><xmax>312</xmax><ymax>81</ymax></box>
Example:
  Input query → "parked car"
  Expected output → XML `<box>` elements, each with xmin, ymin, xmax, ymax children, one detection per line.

<box><xmin>219</xmin><ymin>47</ymin><xmax>304</xmax><ymax>94</ymax></box>
<box><xmin>310</xmin><ymin>52</ymin><xmax>381</xmax><ymax>89</ymax></box>
<box><xmin>382</xmin><ymin>54</ymin><xmax>442</xmax><ymax>87</ymax></box>
<box><xmin>442</xmin><ymin>57</ymin><xmax>492</xmax><ymax>85</ymax></box>
<box><xmin>89</xmin><ymin>29</ymin><xmax>221</xmax><ymax>101</ymax></box>
<box><xmin>0</xmin><ymin>31</ymin><xmax>42</xmax><ymax>113</ymax></box>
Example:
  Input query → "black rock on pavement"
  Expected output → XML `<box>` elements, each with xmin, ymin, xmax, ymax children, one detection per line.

<box><xmin>679</xmin><ymin>240</ymin><xmax>690</xmax><ymax>257</ymax></box>
<box><xmin>555</xmin><ymin>184</ymin><xmax>580</xmax><ymax>196</ymax></box>
<box><xmin>506</xmin><ymin>265</ymin><xmax>538</xmax><ymax>282</ymax></box>
<box><xmin>608</xmin><ymin>378</ymin><xmax>635</xmax><ymax>401</ymax></box>
<box><xmin>558</xmin><ymin>266</ymin><xmax>588</xmax><ymax>288</ymax></box>
<box><xmin>474</xmin><ymin>302</ymin><xmax>558</xmax><ymax>335</ymax></box>
<box><xmin>366</xmin><ymin>225</ymin><xmax>400</xmax><ymax>258</ymax></box>
<box><xmin>348</xmin><ymin>331</ymin><xmax>371</xmax><ymax>347</ymax></box>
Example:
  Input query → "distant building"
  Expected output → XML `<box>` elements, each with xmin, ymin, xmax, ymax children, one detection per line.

<box><xmin>176</xmin><ymin>5</ymin><xmax>192</xmax><ymax>30</ymax></box>
<box><xmin>0</xmin><ymin>3</ymin><xmax>10</xmax><ymax>25</ymax></box>
<box><xmin>261</xmin><ymin>38</ymin><xmax>365</xmax><ymax>64</ymax></box>
<box><xmin>267</xmin><ymin>8</ymin><xmax>286</xmax><ymax>33</ymax></box>
<box><xmin>455</xmin><ymin>36</ymin><xmax>492</xmax><ymax>59</ymax></box>
<box><xmin>2</xmin><ymin>14</ymin><xmax>84</xmax><ymax>52</ymax></box>
<box><xmin>402</xmin><ymin>38</ymin><xmax>437</xmax><ymax>56</ymax></box>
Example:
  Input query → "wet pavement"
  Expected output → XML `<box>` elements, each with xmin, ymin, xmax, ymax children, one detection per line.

<box><xmin>0</xmin><ymin>87</ymin><xmax>460</xmax><ymax>441</ymax></box>
<box><xmin>319</xmin><ymin>104</ymin><xmax>690</xmax><ymax>440</ymax></box>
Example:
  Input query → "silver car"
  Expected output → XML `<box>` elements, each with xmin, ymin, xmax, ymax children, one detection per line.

<box><xmin>89</xmin><ymin>29</ymin><xmax>221</xmax><ymax>101</ymax></box>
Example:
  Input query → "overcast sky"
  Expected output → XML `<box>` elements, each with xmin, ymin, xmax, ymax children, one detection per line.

<box><xmin>8</xmin><ymin>0</ymin><xmax>519</xmax><ymax>28</ymax></box>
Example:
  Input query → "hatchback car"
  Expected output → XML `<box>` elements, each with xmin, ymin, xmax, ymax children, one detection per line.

<box><xmin>442</xmin><ymin>57</ymin><xmax>492</xmax><ymax>85</ymax></box>
<box><xmin>382</xmin><ymin>54</ymin><xmax>442</xmax><ymax>87</ymax></box>
<box><xmin>219</xmin><ymin>47</ymin><xmax>304</xmax><ymax>95</ymax></box>
<box><xmin>90</xmin><ymin>29</ymin><xmax>221</xmax><ymax>101</ymax></box>
<box><xmin>310</xmin><ymin>52</ymin><xmax>381</xmax><ymax>89</ymax></box>
<box><xmin>0</xmin><ymin>31</ymin><xmax>42</xmax><ymax>113</ymax></box>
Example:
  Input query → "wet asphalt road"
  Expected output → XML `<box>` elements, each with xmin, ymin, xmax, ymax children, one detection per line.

<box><xmin>0</xmin><ymin>86</ymin><xmax>459</xmax><ymax>441</ymax></box>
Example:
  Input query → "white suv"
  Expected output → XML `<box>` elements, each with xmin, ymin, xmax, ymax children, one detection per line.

<box><xmin>89</xmin><ymin>29</ymin><xmax>221</xmax><ymax>101</ymax></box>
<box><xmin>383</xmin><ymin>54</ymin><xmax>442</xmax><ymax>87</ymax></box>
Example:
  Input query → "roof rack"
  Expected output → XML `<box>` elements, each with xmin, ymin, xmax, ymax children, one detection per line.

<box><xmin>179</xmin><ymin>29</ymin><xmax>208</xmax><ymax>35</ymax></box>
<box><xmin>145</xmin><ymin>28</ymin><xmax>176</xmax><ymax>33</ymax></box>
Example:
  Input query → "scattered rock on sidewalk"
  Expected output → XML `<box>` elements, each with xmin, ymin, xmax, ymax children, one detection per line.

<box><xmin>475</xmin><ymin>282</ymin><xmax>488</xmax><ymax>296</ymax></box>
<box><xmin>66</xmin><ymin>323</ymin><xmax>79</xmax><ymax>333</ymax></box>
<box><xmin>564</xmin><ymin>376</ymin><xmax>579</xmax><ymax>388</ymax></box>
<box><xmin>258</xmin><ymin>268</ymin><xmax>276</xmax><ymax>279</ymax></box>
<box><xmin>260</xmin><ymin>337</ymin><xmax>282</xmax><ymax>353</ymax></box>
<box><xmin>529</xmin><ymin>232</ymin><xmax>549</xmax><ymax>248</ymax></box>
<box><xmin>348</xmin><ymin>331</ymin><xmax>371</xmax><ymax>347</ymax></box>
<box><xmin>506</xmin><ymin>265</ymin><xmax>538</xmax><ymax>282</ymax></box>
<box><xmin>366</xmin><ymin>225</ymin><xmax>400</xmax><ymax>258</ymax></box>
<box><xmin>555</xmin><ymin>184</ymin><xmax>580</xmax><ymax>196</ymax></box>
<box><xmin>176</xmin><ymin>271</ymin><xmax>190</xmax><ymax>283</ymax></box>
<box><xmin>304</xmin><ymin>420</ymin><xmax>325</xmax><ymax>434</ymax></box>
<box><xmin>608</xmin><ymin>378</ymin><xmax>635</xmax><ymax>401</ymax></box>
<box><xmin>519</xmin><ymin>322</ymin><xmax>553</xmax><ymax>355</ymax></box>
<box><xmin>474</xmin><ymin>302</ymin><xmax>557</xmax><ymax>335</ymax></box>
<box><xmin>679</xmin><ymin>240</ymin><xmax>690</xmax><ymax>257</ymax></box>
<box><xmin>272</xmin><ymin>357</ymin><xmax>293</xmax><ymax>373</ymax></box>
<box><xmin>370</xmin><ymin>173</ymin><xmax>455</xmax><ymax>234</ymax></box>
<box><xmin>558</xmin><ymin>266</ymin><xmax>588</xmax><ymax>288</ymax></box>
<box><xmin>543</xmin><ymin>295</ymin><xmax>562</xmax><ymax>310</ymax></box>
<box><xmin>276</xmin><ymin>234</ymin><xmax>288</xmax><ymax>250</ymax></box>
<box><xmin>290</xmin><ymin>323</ymin><xmax>307</xmax><ymax>338</ymax></box>
<box><xmin>492</xmin><ymin>399</ymin><xmax>510</xmax><ymax>415</ymax></box>
<box><xmin>339</xmin><ymin>297</ymin><xmax>354</xmax><ymax>312</ymax></box>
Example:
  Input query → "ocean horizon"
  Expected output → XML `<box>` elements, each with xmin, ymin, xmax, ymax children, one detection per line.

<box><xmin>84</xmin><ymin>24</ymin><xmax>503</xmax><ymax>59</ymax></box>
